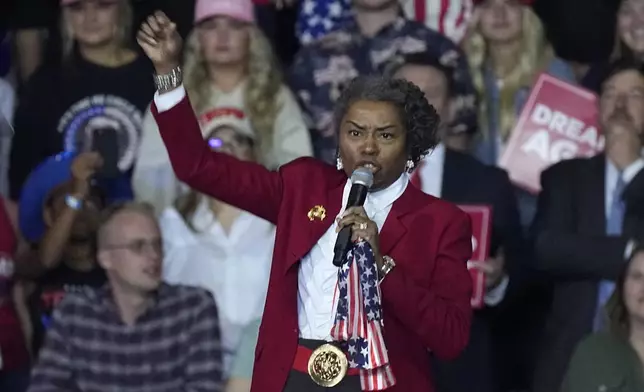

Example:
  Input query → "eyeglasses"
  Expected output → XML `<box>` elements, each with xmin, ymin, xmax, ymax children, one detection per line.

<box><xmin>104</xmin><ymin>239</ymin><xmax>163</xmax><ymax>256</ymax></box>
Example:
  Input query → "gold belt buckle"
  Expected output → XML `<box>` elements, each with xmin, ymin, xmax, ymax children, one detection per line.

<box><xmin>307</xmin><ymin>343</ymin><xmax>349</xmax><ymax>387</ymax></box>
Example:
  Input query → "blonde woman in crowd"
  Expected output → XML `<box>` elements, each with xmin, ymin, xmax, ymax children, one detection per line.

<box><xmin>463</xmin><ymin>0</ymin><xmax>575</xmax><ymax>227</ymax></box>
<box><xmin>9</xmin><ymin>0</ymin><xmax>154</xmax><ymax>202</ymax></box>
<box><xmin>562</xmin><ymin>247</ymin><xmax>644</xmax><ymax>392</ymax></box>
<box><xmin>133</xmin><ymin>0</ymin><xmax>312</xmax><ymax>214</ymax></box>
<box><xmin>160</xmin><ymin>113</ymin><xmax>273</xmax><ymax>378</ymax></box>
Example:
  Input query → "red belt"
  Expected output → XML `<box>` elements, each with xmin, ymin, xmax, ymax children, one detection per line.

<box><xmin>292</xmin><ymin>344</ymin><xmax>360</xmax><ymax>376</ymax></box>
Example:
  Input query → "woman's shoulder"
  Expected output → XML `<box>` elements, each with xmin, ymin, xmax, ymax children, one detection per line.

<box><xmin>122</xmin><ymin>52</ymin><xmax>156</xmax><ymax>75</ymax></box>
<box><xmin>564</xmin><ymin>332</ymin><xmax>641</xmax><ymax>391</ymax></box>
<box><xmin>574</xmin><ymin>332</ymin><xmax>630</xmax><ymax>356</ymax></box>
<box><xmin>21</xmin><ymin>61</ymin><xmax>63</xmax><ymax>92</ymax></box>
<box><xmin>276</xmin><ymin>84</ymin><xmax>300</xmax><ymax>104</ymax></box>
<box><xmin>278</xmin><ymin>156</ymin><xmax>338</xmax><ymax>177</ymax></box>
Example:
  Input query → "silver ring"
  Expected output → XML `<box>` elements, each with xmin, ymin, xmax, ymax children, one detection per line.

<box><xmin>359</xmin><ymin>222</ymin><xmax>367</xmax><ymax>230</ymax></box>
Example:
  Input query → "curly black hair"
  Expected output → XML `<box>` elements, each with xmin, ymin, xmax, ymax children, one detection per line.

<box><xmin>333</xmin><ymin>75</ymin><xmax>440</xmax><ymax>167</ymax></box>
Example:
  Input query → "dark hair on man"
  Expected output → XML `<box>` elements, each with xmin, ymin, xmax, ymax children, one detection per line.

<box><xmin>600</xmin><ymin>58</ymin><xmax>644</xmax><ymax>94</ymax></box>
<box><xmin>385</xmin><ymin>51</ymin><xmax>455</xmax><ymax>96</ymax></box>
<box><xmin>333</xmin><ymin>75</ymin><xmax>440</xmax><ymax>166</ymax></box>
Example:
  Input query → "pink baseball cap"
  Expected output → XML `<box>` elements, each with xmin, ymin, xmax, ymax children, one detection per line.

<box><xmin>194</xmin><ymin>0</ymin><xmax>255</xmax><ymax>24</ymax></box>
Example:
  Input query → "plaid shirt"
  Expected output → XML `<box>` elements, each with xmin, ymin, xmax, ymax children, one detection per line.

<box><xmin>28</xmin><ymin>283</ymin><xmax>223</xmax><ymax>392</ymax></box>
<box><xmin>289</xmin><ymin>16</ymin><xmax>477</xmax><ymax>164</ymax></box>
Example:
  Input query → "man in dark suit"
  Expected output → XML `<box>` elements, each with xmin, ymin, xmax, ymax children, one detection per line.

<box><xmin>393</xmin><ymin>52</ymin><xmax>530</xmax><ymax>392</ymax></box>
<box><xmin>531</xmin><ymin>59</ymin><xmax>644</xmax><ymax>392</ymax></box>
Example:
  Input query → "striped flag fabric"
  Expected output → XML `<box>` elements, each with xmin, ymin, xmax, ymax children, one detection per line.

<box><xmin>400</xmin><ymin>0</ymin><xmax>474</xmax><ymax>44</ymax></box>
<box><xmin>296</xmin><ymin>0</ymin><xmax>474</xmax><ymax>45</ymax></box>
<box><xmin>330</xmin><ymin>241</ymin><xmax>396</xmax><ymax>391</ymax></box>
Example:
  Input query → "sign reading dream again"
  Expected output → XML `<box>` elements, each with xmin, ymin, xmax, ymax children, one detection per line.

<box><xmin>499</xmin><ymin>74</ymin><xmax>603</xmax><ymax>193</ymax></box>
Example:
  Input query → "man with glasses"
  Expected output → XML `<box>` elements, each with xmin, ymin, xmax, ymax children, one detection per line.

<box><xmin>18</xmin><ymin>151</ymin><xmax>134</xmax><ymax>354</ymax></box>
<box><xmin>29</xmin><ymin>201</ymin><xmax>224</xmax><ymax>392</ymax></box>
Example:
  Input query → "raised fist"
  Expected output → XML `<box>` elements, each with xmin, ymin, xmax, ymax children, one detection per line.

<box><xmin>137</xmin><ymin>11</ymin><xmax>183</xmax><ymax>75</ymax></box>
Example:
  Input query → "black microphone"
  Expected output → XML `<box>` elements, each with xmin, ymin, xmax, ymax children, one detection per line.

<box><xmin>332</xmin><ymin>167</ymin><xmax>374</xmax><ymax>267</ymax></box>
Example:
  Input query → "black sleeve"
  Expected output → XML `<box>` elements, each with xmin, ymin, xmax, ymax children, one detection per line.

<box><xmin>532</xmin><ymin>163</ymin><xmax>627</xmax><ymax>281</ymax></box>
<box><xmin>8</xmin><ymin>71</ymin><xmax>53</xmax><ymax>200</ymax></box>
<box><xmin>489</xmin><ymin>169</ymin><xmax>525</xmax><ymax>305</ymax></box>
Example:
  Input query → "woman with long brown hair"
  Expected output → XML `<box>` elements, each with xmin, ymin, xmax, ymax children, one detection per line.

<box><xmin>463</xmin><ymin>0</ymin><xmax>576</xmax><ymax>228</ymax></box>
<box><xmin>562</xmin><ymin>247</ymin><xmax>644</xmax><ymax>391</ymax></box>
<box><xmin>133</xmin><ymin>0</ymin><xmax>312</xmax><ymax>214</ymax></box>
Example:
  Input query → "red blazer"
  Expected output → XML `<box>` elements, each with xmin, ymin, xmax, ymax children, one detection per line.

<box><xmin>152</xmin><ymin>96</ymin><xmax>473</xmax><ymax>392</ymax></box>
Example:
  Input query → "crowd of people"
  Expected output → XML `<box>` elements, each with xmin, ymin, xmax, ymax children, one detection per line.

<box><xmin>0</xmin><ymin>0</ymin><xmax>644</xmax><ymax>391</ymax></box>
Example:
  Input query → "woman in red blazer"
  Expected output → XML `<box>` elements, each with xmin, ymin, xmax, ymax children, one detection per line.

<box><xmin>138</xmin><ymin>11</ymin><xmax>473</xmax><ymax>392</ymax></box>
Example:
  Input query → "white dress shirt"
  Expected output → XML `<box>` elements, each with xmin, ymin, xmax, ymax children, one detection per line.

<box><xmin>297</xmin><ymin>173</ymin><xmax>409</xmax><ymax>340</ymax></box>
<box><xmin>416</xmin><ymin>143</ymin><xmax>508</xmax><ymax>306</ymax></box>
<box><xmin>416</xmin><ymin>143</ymin><xmax>445</xmax><ymax>197</ymax></box>
<box><xmin>160</xmin><ymin>199</ymin><xmax>274</xmax><ymax>376</ymax></box>
<box><xmin>605</xmin><ymin>158</ymin><xmax>644</xmax><ymax>216</ymax></box>
<box><xmin>154</xmin><ymin>86</ymin><xmax>408</xmax><ymax>342</ymax></box>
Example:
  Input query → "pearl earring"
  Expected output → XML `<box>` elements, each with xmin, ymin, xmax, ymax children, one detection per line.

<box><xmin>336</xmin><ymin>157</ymin><xmax>343</xmax><ymax>170</ymax></box>
<box><xmin>405</xmin><ymin>159</ymin><xmax>415</xmax><ymax>172</ymax></box>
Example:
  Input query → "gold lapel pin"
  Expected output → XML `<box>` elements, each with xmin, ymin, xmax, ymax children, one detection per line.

<box><xmin>307</xmin><ymin>205</ymin><xmax>327</xmax><ymax>222</ymax></box>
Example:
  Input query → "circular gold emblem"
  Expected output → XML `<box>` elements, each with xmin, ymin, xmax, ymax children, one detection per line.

<box><xmin>307</xmin><ymin>343</ymin><xmax>348</xmax><ymax>387</ymax></box>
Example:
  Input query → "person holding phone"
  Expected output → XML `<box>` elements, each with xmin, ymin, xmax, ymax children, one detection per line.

<box><xmin>9</xmin><ymin>0</ymin><xmax>155</xmax><ymax>202</ymax></box>
<box><xmin>18</xmin><ymin>151</ymin><xmax>132</xmax><ymax>354</ymax></box>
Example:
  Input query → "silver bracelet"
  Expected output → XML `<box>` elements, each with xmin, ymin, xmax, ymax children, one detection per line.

<box><xmin>65</xmin><ymin>194</ymin><xmax>83</xmax><ymax>211</ymax></box>
<box><xmin>153</xmin><ymin>66</ymin><xmax>183</xmax><ymax>93</ymax></box>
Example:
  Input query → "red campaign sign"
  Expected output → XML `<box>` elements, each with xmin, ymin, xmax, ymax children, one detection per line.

<box><xmin>499</xmin><ymin>73</ymin><xmax>603</xmax><ymax>193</ymax></box>
<box><xmin>458</xmin><ymin>205</ymin><xmax>492</xmax><ymax>309</ymax></box>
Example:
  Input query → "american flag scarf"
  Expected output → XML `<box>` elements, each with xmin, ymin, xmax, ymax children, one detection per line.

<box><xmin>330</xmin><ymin>241</ymin><xmax>396</xmax><ymax>390</ymax></box>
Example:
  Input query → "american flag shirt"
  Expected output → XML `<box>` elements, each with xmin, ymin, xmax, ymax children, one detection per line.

<box><xmin>289</xmin><ymin>16</ymin><xmax>477</xmax><ymax>165</ymax></box>
<box><xmin>296</xmin><ymin>0</ymin><xmax>474</xmax><ymax>45</ymax></box>
<box><xmin>331</xmin><ymin>241</ymin><xmax>395</xmax><ymax>391</ymax></box>
<box><xmin>296</xmin><ymin>0</ymin><xmax>352</xmax><ymax>45</ymax></box>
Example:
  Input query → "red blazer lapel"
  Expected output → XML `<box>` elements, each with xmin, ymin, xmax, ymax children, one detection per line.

<box><xmin>285</xmin><ymin>170</ymin><xmax>346</xmax><ymax>272</ymax></box>
<box><xmin>284</xmin><ymin>173</ymin><xmax>431</xmax><ymax>271</ymax></box>
<box><xmin>380</xmin><ymin>185</ymin><xmax>432</xmax><ymax>256</ymax></box>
